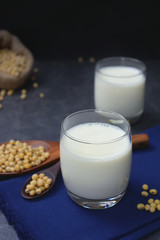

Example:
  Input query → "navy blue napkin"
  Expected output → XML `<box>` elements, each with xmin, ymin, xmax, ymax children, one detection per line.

<box><xmin>1</xmin><ymin>124</ymin><xmax>160</xmax><ymax>240</ymax></box>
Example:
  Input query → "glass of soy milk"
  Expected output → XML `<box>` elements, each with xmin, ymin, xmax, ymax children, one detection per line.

<box><xmin>94</xmin><ymin>57</ymin><xmax>146</xmax><ymax>123</ymax></box>
<box><xmin>60</xmin><ymin>109</ymin><xmax>132</xmax><ymax>209</ymax></box>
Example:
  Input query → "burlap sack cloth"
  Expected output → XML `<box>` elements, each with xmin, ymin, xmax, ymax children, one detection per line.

<box><xmin>0</xmin><ymin>30</ymin><xmax>34</xmax><ymax>89</ymax></box>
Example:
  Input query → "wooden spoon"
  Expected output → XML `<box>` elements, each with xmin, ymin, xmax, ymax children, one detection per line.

<box><xmin>0</xmin><ymin>134</ymin><xmax>149</xmax><ymax>180</ymax></box>
<box><xmin>22</xmin><ymin>161</ymin><xmax>60</xmax><ymax>199</ymax></box>
<box><xmin>132</xmin><ymin>134</ymin><xmax>149</xmax><ymax>150</ymax></box>
<box><xmin>0</xmin><ymin>141</ymin><xmax>59</xmax><ymax>179</ymax></box>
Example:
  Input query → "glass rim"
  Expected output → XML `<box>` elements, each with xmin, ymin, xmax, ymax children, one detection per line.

<box><xmin>96</xmin><ymin>57</ymin><xmax>146</xmax><ymax>78</ymax></box>
<box><xmin>61</xmin><ymin>109</ymin><xmax>131</xmax><ymax>145</ymax></box>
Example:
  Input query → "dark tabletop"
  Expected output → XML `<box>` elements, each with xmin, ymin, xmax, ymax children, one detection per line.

<box><xmin>0</xmin><ymin>59</ymin><xmax>160</xmax><ymax>141</ymax></box>
<box><xmin>0</xmin><ymin>59</ymin><xmax>160</xmax><ymax>240</ymax></box>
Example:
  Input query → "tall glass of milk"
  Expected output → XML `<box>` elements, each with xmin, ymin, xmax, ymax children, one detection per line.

<box><xmin>94</xmin><ymin>57</ymin><xmax>146</xmax><ymax>123</ymax></box>
<box><xmin>60</xmin><ymin>109</ymin><xmax>132</xmax><ymax>209</ymax></box>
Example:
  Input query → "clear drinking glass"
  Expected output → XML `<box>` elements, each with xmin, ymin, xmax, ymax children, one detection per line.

<box><xmin>60</xmin><ymin>109</ymin><xmax>132</xmax><ymax>209</ymax></box>
<box><xmin>94</xmin><ymin>57</ymin><xmax>146</xmax><ymax>123</ymax></box>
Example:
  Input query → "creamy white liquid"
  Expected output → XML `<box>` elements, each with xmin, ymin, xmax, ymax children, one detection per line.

<box><xmin>94</xmin><ymin>66</ymin><xmax>146</xmax><ymax>120</ymax></box>
<box><xmin>60</xmin><ymin>122</ymin><xmax>132</xmax><ymax>200</ymax></box>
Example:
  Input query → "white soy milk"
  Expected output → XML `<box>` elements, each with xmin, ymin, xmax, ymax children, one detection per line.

<box><xmin>60</xmin><ymin>122</ymin><xmax>132</xmax><ymax>200</ymax></box>
<box><xmin>94</xmin><ymin>66</ymin><xmax>146</xmax><ymax>120</ymax></box>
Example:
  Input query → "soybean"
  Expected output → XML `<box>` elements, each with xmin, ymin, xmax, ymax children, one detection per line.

<box><xmin>33</xmin><ymin>82</ymin><xmax>39</xmax><ymax>88</ymax></box>
<box><xmin>154</xmin><ymin>199</ymin><xmax>160</xmax><ymax>205</ymax></box>
<box><xmin>148</xmin><ymin>198</ymin><xmax>154</xmax><ymax>204</ymax></box>
<box><xmin>137</xmin><ymin>203</ymin><xmax>145</xmax><ymax>210</ymax></box>
<box><xmin>142</xmin><ymin>184</ymin><xmax>149</xmax><ymax>191</ymax></box>
<box><xmin>77</xmin><ymin>56</ymin><xmax>84</xmax><ymax>63</ymax></box>
<box><xmin>141</xmin><ymin>191</ymin><xmax>149</xmax><ymax>197</ymax></box>
<box><xmin>150</xmin><ymin>206</ymin><xmax>156</xmax><ymax>213</ymax></box>
<box><xmin>149</xmin><ymin>189</ymin><xmax>157</xmax><ymax>195</ymax></box>
<box><xmin>145</xmin><ymin>204</ymin><xmax>150</xmax><ymax>211</ymax></box>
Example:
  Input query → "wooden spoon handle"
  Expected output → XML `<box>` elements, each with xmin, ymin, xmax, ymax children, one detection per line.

<box><xmin>44</xmin><ymin>161</ymin><xmax>60</xmax><ymax>177</ymax></box>
<box><xmin>132</xmin><ymin>134</ymin><xmax>149</xmax><ymax>150</ymax></box>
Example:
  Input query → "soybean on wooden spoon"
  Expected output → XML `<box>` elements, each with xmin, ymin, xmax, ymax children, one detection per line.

<box><xmin>22</xmin><ymin>160</ymin><xmax>60</xmax><ymax>200</ymax></box>
<box><xmin>0</xmin><ymin>140</ymin><xmax>60</xmax><ymax>179</ymax></box>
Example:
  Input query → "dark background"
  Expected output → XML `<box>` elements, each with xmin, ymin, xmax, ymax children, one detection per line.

<box><xmin>0</xmin><ymin>0</ymin><xmax>160</xmax><ymax>60</ymax></box>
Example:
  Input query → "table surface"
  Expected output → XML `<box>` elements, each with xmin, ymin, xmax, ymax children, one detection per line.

<box><xmin>0</xmin><ymin>59</ymin><xmax>160</xmax><ymax>240</ymax></box>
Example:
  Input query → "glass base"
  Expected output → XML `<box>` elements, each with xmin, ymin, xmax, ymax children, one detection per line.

<box><xmin>67</xmin><ymin>190</ymin><xmax>125</xmax><ymax>209</ymax></box>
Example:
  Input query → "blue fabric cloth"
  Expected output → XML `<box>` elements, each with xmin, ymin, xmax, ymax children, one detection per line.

<box><xmin>1</xmin><ymin>124</ymin><xmax>160</xmax><ymax>240</ymax></box>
